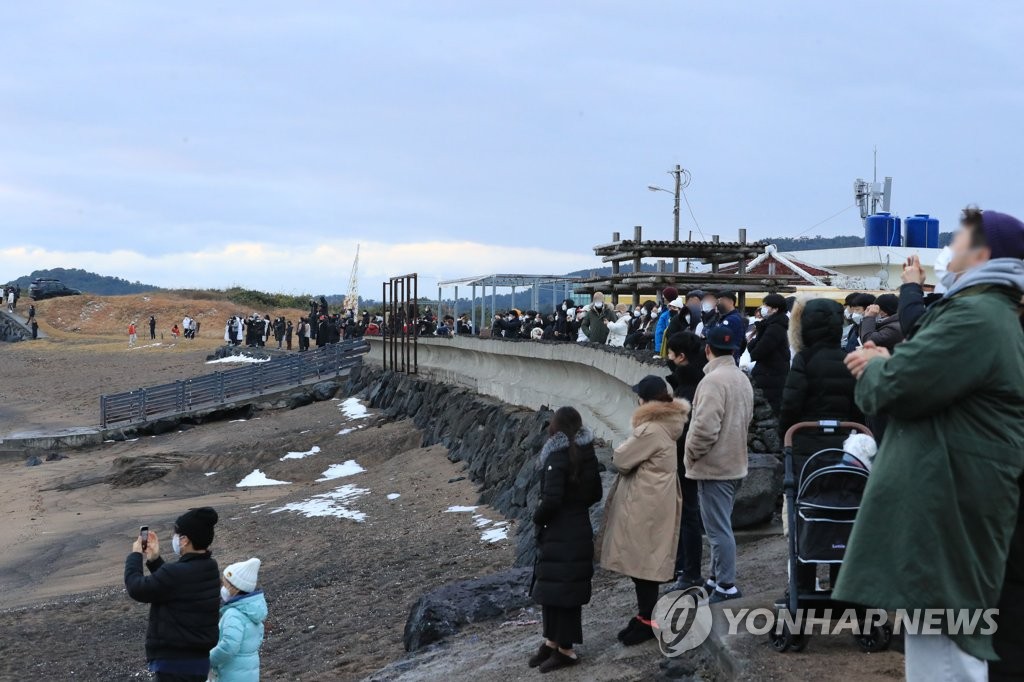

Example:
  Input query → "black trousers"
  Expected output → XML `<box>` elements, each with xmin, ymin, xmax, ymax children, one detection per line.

<box><xmin>542</xmin><ymin>605</ymin><xmax>582</xmax><ymax>648</ymax></box>
<box><xmin>154</xmin><ymin>673</ymin><xmax>206</xmax><ymax>682</ymax></box>
<box><xmin>674</xmin><ymin>475</ymin><xmax>703</xmax><ymax>581</ymax></box>
<box><xmin>632</xmin><ymin>578</ymin><xmax>660</xmax><ymax>620</ymax></box>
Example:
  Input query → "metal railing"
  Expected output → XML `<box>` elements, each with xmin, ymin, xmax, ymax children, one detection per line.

<box><xmin>99</xmin><ymin>339</ymin><xmax>370</xmax><ymax>428</ymax></box>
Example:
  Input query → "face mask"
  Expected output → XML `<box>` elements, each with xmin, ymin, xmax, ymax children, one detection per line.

<box><xmin>221</xmin><ymin>586</ymin><xmax>232</xmax><ymax>603</ymax></box>
<box><xmin>701</xmin><ymin>302</ymin><xmax>713</xmax><ymax>313</ymax></box>
<box><xmin>172</xmin><ymin>534</ymin><xmax>181</xmax><ymax>555</ymax></box>
<box><xmin>760</xmin><ymin>306</ymin><xmax>770</xmax><ymax>318</ymax></box>
<box><xmin>633</xmin><ymin>310</ymin><xmax>642</xmax><ymax>318</ymax></box>
<box><xmin>851</xmin><ymin>313</ymin><xmax>864</xmax><ymax>325</ymax></box>
<box><xmin>844</xmin><ymin>309</ymin><xmax>853</xmax><ymax>321</ymax></box>
<box><xmin>561</xmin><ymin>304</ymin><xmax>567</xmax><ymax>311</ymax></box>
<box><xmin>594</xmin><ymin>302</ymin><xmax>603</xmax><ymax>309</ymax></box>
<box><xmin>933</xmin><ymin>245</ymin><xmax>953</xmax><ymax>277</ymax></box>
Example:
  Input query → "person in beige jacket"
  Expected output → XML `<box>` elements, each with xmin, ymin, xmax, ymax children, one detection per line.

<box><xmin>600</xmin><ymin>375</ymin><xmax>688</xmax><ymax>646</ymax></box>
<box><xmin>685</xmin><ymin>326</ymin><xmax>753</xmax><ymax>603</ymax></box>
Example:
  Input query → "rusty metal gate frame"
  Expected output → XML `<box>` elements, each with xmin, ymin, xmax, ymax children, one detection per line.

<box><xmin>382</xmin><ymin>273</ymin><xmax>418</xmax><ymax>374</ymax></box>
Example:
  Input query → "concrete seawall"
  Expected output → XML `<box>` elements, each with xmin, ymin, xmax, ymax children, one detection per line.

<box><xmin>364</xmin><ymin>336</ymin><xmax>653</xmax><ymax>444</ymax></box>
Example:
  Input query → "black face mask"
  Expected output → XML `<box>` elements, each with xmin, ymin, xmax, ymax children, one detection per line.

<box><xmin>716</xmin><ymin>303</ymin><xmax>729</xmax><ymax>315</ymax></box>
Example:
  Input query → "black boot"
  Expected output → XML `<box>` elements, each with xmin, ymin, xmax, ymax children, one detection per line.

<box><xmin>620</xmin><ymin>618</ymin><xmax>655</xmax><ymax>646</ymax></box>
<box><xmin>528</xmin><ymin>642</ymin><xmax>555</xmax><ymax>668</ymax></box>
<box><xmin>539</xmin><ymin>650</ymin><xmax>580</xmax><ymax>674</ymax></box>
<box><xmin>617</xmin><ymin>617</ymin><xmax>640</xmax><ymax>642</ymax></box>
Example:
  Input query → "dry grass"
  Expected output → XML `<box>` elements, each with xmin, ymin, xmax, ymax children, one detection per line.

<box><xmin>29</xmin><ymin>293</ymin><xmax>307</xmax><ymax>349</ymax></box>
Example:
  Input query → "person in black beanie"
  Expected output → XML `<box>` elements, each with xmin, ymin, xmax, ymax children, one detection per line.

<box><xmin>125</xmin><ymin>507</ymin><xmax>221</xmax><ymax>682</ymax></box>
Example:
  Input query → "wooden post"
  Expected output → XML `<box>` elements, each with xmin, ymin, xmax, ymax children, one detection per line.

<box><xmin>632</xmin><ymin>225</ymin><xmax>642</xmax><ymax>307</ymax></box>
<box><xmin>737</xmin><ymin>228</ymin><xmax>747</xmax><ymax>311</ymax></box>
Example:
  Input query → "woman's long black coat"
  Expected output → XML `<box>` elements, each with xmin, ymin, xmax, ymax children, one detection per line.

<box><xmin>531</xmin><ymin>431</ymin><xmax>604</xmax><ymax>608</ymax></box>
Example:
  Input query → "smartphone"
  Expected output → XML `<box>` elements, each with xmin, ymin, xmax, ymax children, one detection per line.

<box><xmin>139</xmin><ymin>526</ymin><xmax>149</xmax><ymax>551</ymax></box>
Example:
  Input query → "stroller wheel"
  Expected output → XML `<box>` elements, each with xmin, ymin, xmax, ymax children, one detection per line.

<box><xmin>769</xmin><ymin>623</ymin><xmax>797</xmax><ymax>653</ymax></box>
<box><xmin>855</xmin><ymin>623</ymin><xmax>893</xmax><ymax>652</ymax></box>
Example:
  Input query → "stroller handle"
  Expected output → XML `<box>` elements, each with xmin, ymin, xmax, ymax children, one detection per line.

<box><xmin>783</xmin><ymin>420</ymin><xmax>873</xmax><ymax>448</ymax></box>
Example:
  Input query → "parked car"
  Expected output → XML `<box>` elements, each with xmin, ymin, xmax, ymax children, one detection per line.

<box><xmin>29</xmin><ymin>278</ymin><xmax>81</xmax><ymax>300</ymax></box>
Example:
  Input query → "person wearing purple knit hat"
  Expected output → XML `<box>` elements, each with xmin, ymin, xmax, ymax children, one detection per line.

<box><xmin>840</xmin><ymin>206</ymin><xmax>1024</xmax><ymax>681</ymax></box>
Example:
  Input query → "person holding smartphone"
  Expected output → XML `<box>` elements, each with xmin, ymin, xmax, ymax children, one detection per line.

<box><xmin>124</xmin><ymin>507</ymin><xmax>221</xmax><ymax>682</ymax></box>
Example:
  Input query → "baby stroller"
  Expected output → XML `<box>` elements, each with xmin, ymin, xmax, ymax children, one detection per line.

<box><xmin>769</xmin><ymin>420</ymin><xmax>893</xmax><ymax>653</ymax></box>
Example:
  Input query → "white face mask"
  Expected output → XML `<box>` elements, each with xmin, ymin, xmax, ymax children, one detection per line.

<box><xmin>221</xmin><ymin>586</ymin><xmax>232</xmax><ymax>603</ymax></box>
<box><xmin>851</xmin><ymin>312</ymin><xmax>864</xmax><ymax>325</ymax></box>
<box><xmin>561</xmin><ymin>304</ymin><xmax>567</xmax><ymax>311</ymax></box>
<box><xmin>172</xmin><ymin>534</ymin><xmax>181</xmax><ymax>555</ymax></box>
<box><xmin>593</xmin><ymin>301</ymin><xmax>603</xmax><ymax>309</ymax></box>
<box><xmin>701</xmin><ymin>302</ymin><xmax>713</xmax><ymax>313</ymax></box>
<box><xmin>633</xmin><ymin>310</ymin><xmax>642</xmax><ymax>318</ymax></box>
<box><xmin>844</xmin><ymin>309</ymin><xmax>853</xmax><ymax>321</ymax></box>
<box><xmin>760</xmin><ymin>306</ymin><xmax>770</xmax><ymax>318</ymax></box>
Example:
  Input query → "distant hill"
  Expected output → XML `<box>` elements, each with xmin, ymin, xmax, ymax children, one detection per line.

<box><xmin>10</xmin><ymin>268</ymin><xmax>160</xmax><ymax>295</ymax></box>
<box><xmin>766</xmin><ymin>233</ymin><xmax>953</xmax><ymax>251</ymax></box>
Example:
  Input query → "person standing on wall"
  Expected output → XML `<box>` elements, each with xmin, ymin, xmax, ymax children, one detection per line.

<box><xmin>149</xmin><ymin>315</ymin><xmax>157</xmax><ymax>340</ymax></box>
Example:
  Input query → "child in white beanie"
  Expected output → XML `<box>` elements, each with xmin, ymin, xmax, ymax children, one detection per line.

<box><xmin>209</xmin><ymin>558</ymin><xmax>266</xmax><ymax>682</ymax></box>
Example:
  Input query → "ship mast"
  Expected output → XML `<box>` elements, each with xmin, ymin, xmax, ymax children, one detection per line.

<box><xmin>344</xmin><ymin>244</ymin><xmax>360</xmax><ymax>315</ymax></box>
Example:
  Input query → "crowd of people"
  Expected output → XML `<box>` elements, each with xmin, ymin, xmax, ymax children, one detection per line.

<box><xmin>526</xmin><ymin>207</ymin><xmax>1024</xmax><ymax>681</ymax></box>
<box><xmin>3</xmin><ymin>284</ymin><xmax>21</xmax><ymax>313</ymax></box>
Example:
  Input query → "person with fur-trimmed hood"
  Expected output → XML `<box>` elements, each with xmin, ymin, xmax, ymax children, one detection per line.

<box><xmin>601</xmin><ymin>376</ymin><xmax>688</xmax><ymax>646</ymax></box>
<box><xmin>581</xmin><ymin>292</ymin><xmax>616</xmax><ymax>344</ymax></box>
<box><xmin>528</xmin><ymin>407</ymin><xmax>604</xmax><ymax>673</ymax></box>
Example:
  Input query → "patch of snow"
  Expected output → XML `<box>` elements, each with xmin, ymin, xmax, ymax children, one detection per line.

<box><xmin>337</xmin><ymin>426</ymin><xmax>363</xmax><ymax>436</ymax></box>
<box><xmin>229</xmin><ymin>419</ymin><xmax>248</xmax><ymax>423</ymax></box>
<box><xmin>104</xmin><ymin>440</ymin><xmax>115</xmax><ymax>443</ymax></box>
<box><xmin>236</xmin><ymin>469</ymin><xmax>291</xmax><ymax>487</ymax></box>
<box><xmin>387</xmin><ymin>493</ymin><xmax>401</xmax><ymax>500</ymax></box>
<box><xmin>206</xmin><ymin>355</ymin><xmax>271</xmax><ymax>365</ymax></box>
<box><xmin>249</xmin><ymin>503</ymin><xmax>267</xmax><ymax>509</ymax></box>
<box><xmin>481</xmin><ymin>523</ymin><xmax>509</xmax><ymax>543</ymax></box>
<box><xmin>204</xmin><ymin>472</ymin><xmax>217</xmax><ymax>477</ymax></box>
<box><xmin>316</xmin><ymin>460</ymin><xmax>365</xmax><ymax>482</ymax></box>
<box><xmin>270</xmin><ymin>483</ymin><xmax>369</xmax><ymax>521</ymax></box>
<box><xmin>445</xmin><ymin>505</ymin><xmax>478</xmax><ymax>513</ymax></box>
<box><xmin>339</xmin><ymin>397</ymin><xmax>369</xmax><ymax>420</ymax></box>
<box><xmin>280</xmin><ymin>446</ymin><xmax>321</xmax><ymax>461</ymax></box>
<box><xmin>472</xmin><ymin>515</ymin><xmax>492</xmax><ymax>528</ymax></box>
<box><xmin>300</xmin><ymin>430</ymin><xmax>311</xmax><ymax>434</ymax></box>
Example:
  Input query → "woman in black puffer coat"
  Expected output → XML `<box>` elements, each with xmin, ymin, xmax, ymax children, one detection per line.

<box><xmin>747</xmin><ymin>293</ymin><xmax>791</xmax><ymax>414</ymax></box>
<box><xmin>529</xmin><ymin>406</ymin><xmax>604</xmax><ymax>673</ymax></box>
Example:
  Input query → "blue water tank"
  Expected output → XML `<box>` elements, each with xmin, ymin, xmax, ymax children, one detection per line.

<box><xmin>865</xmin><ymin>213</ymin><xmax>902</xmax><ymax>247</ymax></box>
<box><xmin>905</xmin><ymin>214</ymin><xmax>940</xmax><ymax>248</ymax></box>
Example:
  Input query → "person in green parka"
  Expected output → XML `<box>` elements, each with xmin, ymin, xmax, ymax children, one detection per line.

<box><xmin>840</xmin><ymin>207</ymin><xmax>1024</xmax><ymax>682</ymax></box>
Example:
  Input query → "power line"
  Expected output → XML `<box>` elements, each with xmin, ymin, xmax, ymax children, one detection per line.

<box><xmin>680</xmin><ymin>187</ymin><xmax>705</xmax><ymax>239</ymax></box>
<box><xmin>793</xmin><ymin>203</ymin><xmax>857</xmax><ymax>238</ymax></box>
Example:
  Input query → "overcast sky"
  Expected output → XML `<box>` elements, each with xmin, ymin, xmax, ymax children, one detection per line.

<box><xmin>1</xmin><ymin>1</ymin><xmax>1021</xmax><ymax>295</ymax></box>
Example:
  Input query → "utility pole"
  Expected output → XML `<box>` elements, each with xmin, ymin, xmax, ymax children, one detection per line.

<box><xmin>672</xmin><ymin>164</ymin><xmax>682</xmax><ymax>272</ymax></box>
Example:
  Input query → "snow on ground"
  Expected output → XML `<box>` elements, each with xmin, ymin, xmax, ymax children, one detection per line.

<box><xmin>270</xmin><ymin>484</ymin><xmax>369</xmax><ymax>522</ymax></box>
<box><xmin>206</xmin><ymin>355</ymin><xmax>271</xmax><ymax>364</ymax></box>
<box><xmin>236</xmin><ymin>469</ymin><xmax>291</xmax><ymax>487</ymax></box>
<box><xmin>280</xmin><ymin>446</ymin><xmax>321</xmax><ymax>461</ymax></box>
<box><xmin>316</xmin><ymin>460</ymin><xmax>365</xmax><ymax>482</ymax></box>
<box><xmin>446</xmin><ymin>507</ymin><xmax>509</xmax><ymax>543</ymax></box>
<box><xmin>338</xmin><ymin>426</ymin><xmax>364</xmax><ymax>436</ymax></box>
<box><xmin>481</xmin><ymin>524</ymin><xmax>510</xmax><ymax>543</ymax></box>
<box><xmin>339</xmin><ymin>397</ymin><xmax>369</xmax><ymax>420</ymax></box>
<box><xmin>387</xmin><ymin>493</ymin><xmax>401</xmax><ymax>500</ymax></box>
<box><xmin>204</xmin><ymin>472</ymin><xmax>217</xmax><ymax>477</ymax></box>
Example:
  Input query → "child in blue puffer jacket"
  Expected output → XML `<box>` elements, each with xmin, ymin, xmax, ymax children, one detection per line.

<box><xmin>209</xmin><ymin>558</ymin><xmax>267</xmax><ymax>682</ymax></box>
